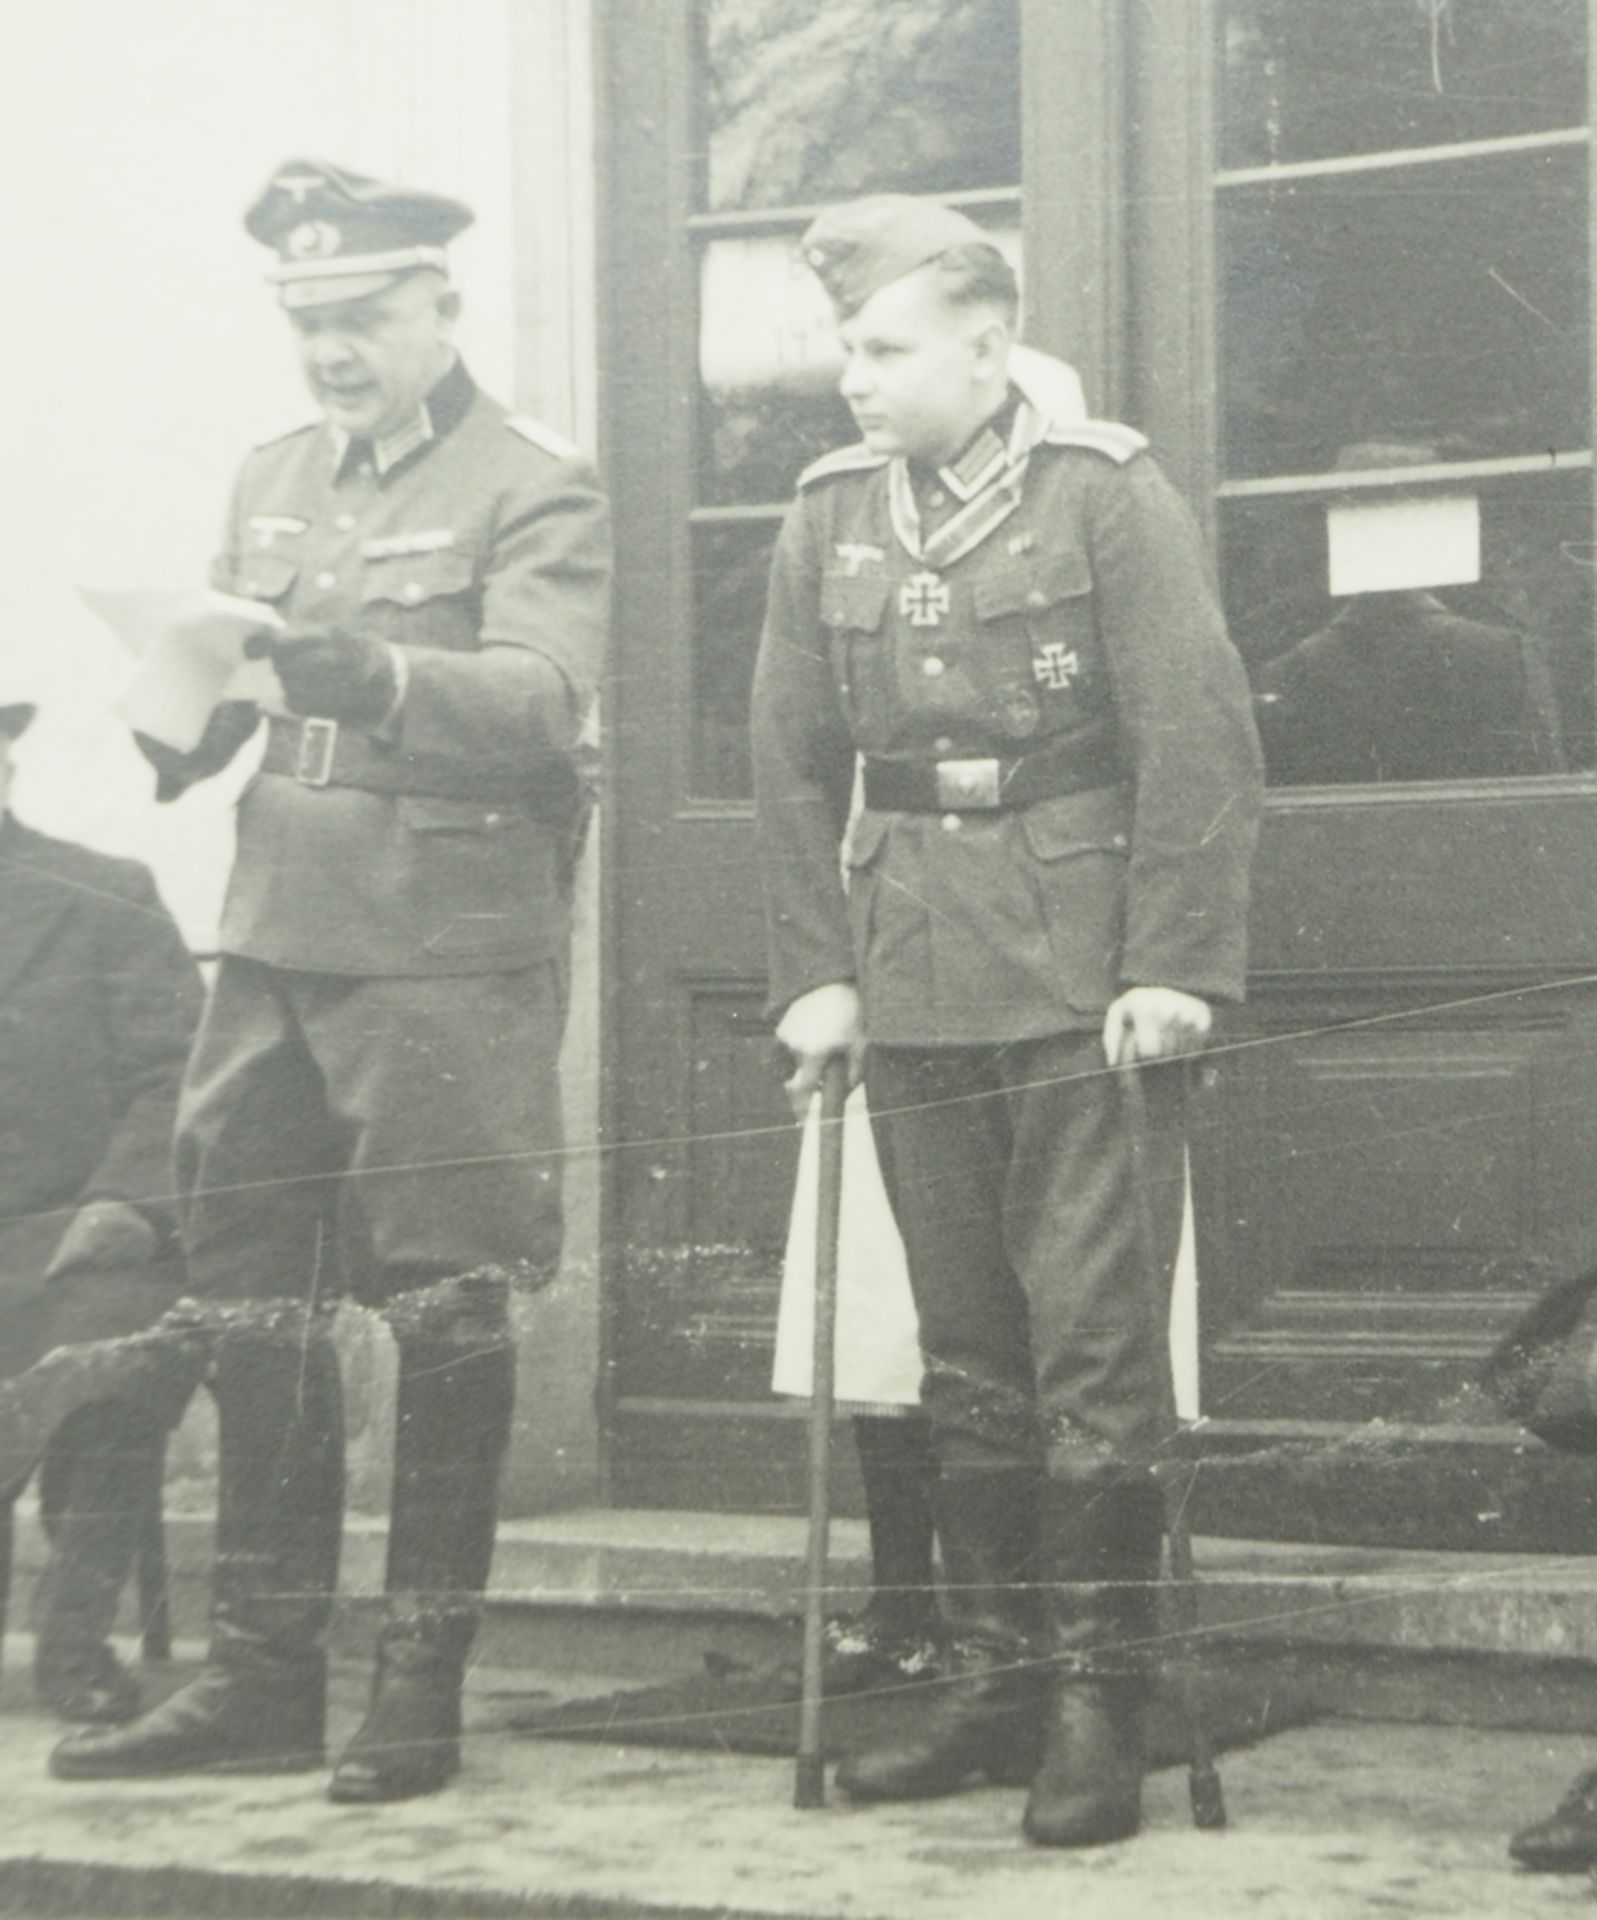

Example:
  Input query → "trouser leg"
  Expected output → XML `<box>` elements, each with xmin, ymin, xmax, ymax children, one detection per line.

<box><xmin>31</xmin><ymin>1402</ymin><xmax>167</xmax><ymax>1722</ymax></box>
<box><xmin>329</xmin><ymin>1272</ymin><xmax>516</xmax><ymax>1803</ymax></box>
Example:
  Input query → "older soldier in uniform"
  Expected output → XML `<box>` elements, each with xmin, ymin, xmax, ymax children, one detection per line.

<box><xmin>0</xmin><ymin>690</ymin><xmax>200</xmax><ymax>1722</ymax></box>
<box><xmin>53</xmin><ymin>161</ymin><xmax>610</xmax><ymax>1802</ymax></box>
<box><xmin>752</xmin><ymin>197</ymin><xmax>1262</xmax><ymax>1848</ymax></box>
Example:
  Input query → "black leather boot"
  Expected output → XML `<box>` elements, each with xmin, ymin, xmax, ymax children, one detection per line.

<box><xmin>329</xmin><ymin>1273</ymin><xmax>514</xmax><ymax>1803</ymax></box>
<box><xmin>31</xmin><ymin>1404</ymin><xmax>164</xmax><ymax>1723</ymax></box>
<box><xmin>1022</xmin><ymin>1476</ymin><xmax>1164</xmax><ymax>1848</ymax></box>
<box><xmin>835</xmin><ymin>1470</ymin><xmax>1041</xmax><ymax>1801</ymax></box>
<box><xmin>1509</xmin><ymin>1766</ymin><xmax>1597</xmax><ymax>1871</ymax></box>
<box><xmin>51</xmin><ymin>1311</ymin><xmax>343</xmax><ymax>1780</ymax></box>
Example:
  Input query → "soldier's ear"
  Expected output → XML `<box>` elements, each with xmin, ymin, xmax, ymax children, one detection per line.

<box><xmin>437</xmin><ymin>286</ymin><xmax>464</xmax><ymax>328</ymax></box>
<box><xmin>967</xmin><ymin>312</ymin><xmax>1010</xmax><ymax>379</ymax></box>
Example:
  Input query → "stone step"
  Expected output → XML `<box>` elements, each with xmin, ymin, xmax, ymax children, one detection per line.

<box><xmin>11</xmin><ymin>1505</ymin><xmax>1597</xmax><ymax>1728</ymax></box>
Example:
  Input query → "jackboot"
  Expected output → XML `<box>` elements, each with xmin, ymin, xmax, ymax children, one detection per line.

<box><xmin>835</xmin><ymin>1470</ymin><xmax>1041</xmax><ymax>1800</ymax></box>
<box><xmin>1022</xmin><ymin>1476</ymin><xmax>1164</xmax><ymax>1848</ymax></box>
<box><xmin>329</xmin><ymin>1273</ymin><xmax>514</xmax><ymax>1803</ymax></box>
<box><xmin>51</xmin><ymin>1311</ymin><xmax>343</xmax><ymax>1779</ymax></box>
<box><xmin>32</xmin><ymin>1404</ymin><xmax>165</xmax><ymax>1723</ymax></box>
<box><xmin>1509</xmin><ymin>1765</ymin><xmax>1597</xmax><ymax>1871</ymax></box>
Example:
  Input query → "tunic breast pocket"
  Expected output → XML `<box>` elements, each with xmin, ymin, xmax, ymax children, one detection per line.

<box><xmin>231</xmin><ymin>552</ymin><xmax>300</xmax><ymax>608</ymax></box>
<box><xmin>360</xmin><ymin>552</ymin><xmax>478</xmax><ymax>649</ymax></box>
<box><xmin>974</xmin><ymin>551</ymin><xmax>1100</xmax><ymax>742</ymax></box>
<box><xmin>820</xmin><ymin>571</ymin><xmax>892</xmax><ymax>740</ymax></box>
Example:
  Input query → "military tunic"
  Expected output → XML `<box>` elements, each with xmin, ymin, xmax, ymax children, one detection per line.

<box><xmin>752</xmin><ymin>388</ymin><xmax>1262</xmax><ymax>1475</ymax></box>
<box><xmin>175</xmin><ymin>358</ymin><xmax>611</xmax><ymax>1303</ymax></box>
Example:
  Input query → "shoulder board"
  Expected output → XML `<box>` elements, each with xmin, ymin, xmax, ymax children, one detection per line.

<box><xmin>506</xmin><ymin>414</ymin><xmax>580</xmax><ymax>460</ymax></box>
<box><xmin>797</xmin><ymin>442</ymin><xmax>889</xmax><ymax>490</ymax></box>
<box><xmin>248</xmin><ymin>419</ymin><xmax>320</xmax><ymax>453</ymax></box>
<box><xmin>1040</xmin><ymin>419</ymin><xmax>1149</xmax><ymax>465</ymax></box>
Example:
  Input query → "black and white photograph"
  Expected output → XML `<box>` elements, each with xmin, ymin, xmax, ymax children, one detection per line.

<box><xmin>2</xmin><ymin>3</ymin><xmax>1597</xmax><ymax>1914</ymax></box>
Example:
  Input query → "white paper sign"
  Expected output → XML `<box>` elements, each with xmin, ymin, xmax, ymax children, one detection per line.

<box><xmin>1327</xmin><ymin>491</ymin><xmax>1481</xmax><ymax>597</ymax></box>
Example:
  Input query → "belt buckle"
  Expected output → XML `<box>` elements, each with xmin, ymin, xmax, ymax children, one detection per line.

<box><xmin>295</xmin><ymin>717</ymin><xmax>338</xmax><ymax>787</ymax></box>
<box><xmin>935</xmin><ymin>757</ymin><xmax>1001</xmax><ymax>810</ymax></box>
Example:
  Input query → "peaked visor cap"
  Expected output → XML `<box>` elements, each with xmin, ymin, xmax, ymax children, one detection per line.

<box><xmin>799</xmin><ymin>194</ymin><xmax>995</xmax><ymax>316</ymax></box>
<box><xmin>245</xmin><ymin>157</ymin><xmax>475</xmax><ymax>309</ymax></box>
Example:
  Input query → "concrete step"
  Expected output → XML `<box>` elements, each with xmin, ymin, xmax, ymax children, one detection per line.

<box><xmin>12</xmin><ymin>1504</ymin><xmax>1597</xmax><ymax>1729</ymax></box>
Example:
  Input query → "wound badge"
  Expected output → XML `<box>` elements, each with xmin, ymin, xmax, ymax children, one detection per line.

<box><xmin>899</xmin><ymin>570</ymin><xmax>951</xmax><ymax>628</ymax></box>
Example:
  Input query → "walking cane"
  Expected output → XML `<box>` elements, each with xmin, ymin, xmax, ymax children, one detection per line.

<box><xmin>1119</xmin><ymin>1056</ymin><xmax>1227</xmax><ymax>1831</ymax></box>
<box><xmin>794</xmin><ymin>1052</ymin><xmax>849</xmax><ymax>1810</ymax></box>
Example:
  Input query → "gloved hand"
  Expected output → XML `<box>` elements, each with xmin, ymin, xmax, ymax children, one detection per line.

<box><xmin>263</xmin><ymin>628</ymin><xmax>400</xmax><ymax>728</ymax></box>
<box><xmin>45</xmin><ymin>1199</ymin><xmax>160</xmax><ymax>1281</ymax></box>
<box><xmin>134</xmin><ymin>700</ymin><xmax>261</xmax><ymax>803</ymax></box>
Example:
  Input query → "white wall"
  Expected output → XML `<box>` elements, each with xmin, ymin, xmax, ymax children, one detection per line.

<box><xmin>0</xmin><ymin>0</ymin><xmax>517</xmax><ymax>945</ymax></box>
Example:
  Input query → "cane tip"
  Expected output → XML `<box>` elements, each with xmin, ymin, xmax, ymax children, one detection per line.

<box><xmin>794</xmin><ymin>1754</ymin><xmax>827</xmax><ymax>1809</ymax></box>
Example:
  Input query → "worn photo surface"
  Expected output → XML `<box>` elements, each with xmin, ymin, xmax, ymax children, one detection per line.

<box><xmin>2</xmin><ymin>2</ymin><xmax>1596</xmax><ymax>1916</ymax></box>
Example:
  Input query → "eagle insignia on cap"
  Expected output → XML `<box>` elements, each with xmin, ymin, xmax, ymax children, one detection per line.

<box><xmin>285</xmin><ymin>220</ymin><xmax>342</xmax><ymax>260</ymax></box>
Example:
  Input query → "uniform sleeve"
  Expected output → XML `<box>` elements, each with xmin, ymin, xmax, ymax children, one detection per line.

<box><xmin>1085</xmin><ymin>456</ymin><xmax>1264</xmax><ymax>1003</ymax></box>
<box><xmin>80</xmin><ymin>868</ymin><xmax>203</xmax><ymax>1240</ymax></box>
<box><xmin>751</xmin><ymin>495</ymin><xmax>859</xmax><ymax>1020</ymax></box>
<box><xmin>397</xmin><ymin>458</ymin><xmax>612</xmax><ymax>760</ymax></box>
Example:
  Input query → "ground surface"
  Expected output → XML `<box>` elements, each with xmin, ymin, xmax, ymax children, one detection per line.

<box><xmin>3</xmin><ymin>1651</ymin><xmax>1597</xmax><ymax>1917</ymax></box>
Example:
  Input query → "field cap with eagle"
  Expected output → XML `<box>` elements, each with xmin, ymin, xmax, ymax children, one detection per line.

<box><xmin>799</xmin><ymin>194</ymin><xmax>994</xmax><ymax>317</ymax></box>
<box><xmin>243</xmin><ymin>158</ymin><xmax>475</xmax><ymax>309</ymax></box>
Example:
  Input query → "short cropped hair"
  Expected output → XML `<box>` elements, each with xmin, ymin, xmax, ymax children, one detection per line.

<box><xmin>929</xmin><ymin>242</ymin><xmax>1019</xmax><ymax>327</ymax></box>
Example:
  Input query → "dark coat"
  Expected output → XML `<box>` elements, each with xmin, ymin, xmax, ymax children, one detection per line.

<box><xmin>0</xmin><ymin>818</ymin><xmax>200</xmax><ymax>1379</ymax></box>
<box><xmin>752</xmin><ymin>415</ymin><xmax>1264</xmax><ymax>1044</ymax></box>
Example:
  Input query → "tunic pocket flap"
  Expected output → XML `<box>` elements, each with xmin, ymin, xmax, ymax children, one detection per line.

<box><xmin>974</xmin><ymin>551</ymin><xmax>1091</xmax><ymax>620</ymax></box>
<box><xmin>1019</xmin><ymin>786</ymin><xmax>1131</xmax><ymax>861</ymax></box>
<box><xmin>232</xmin><ymin>554</ymin><xmax>300</xmax><ymax>603</ymax></box>
<box><xmin>360</xmin><ymin>551</ymin><xmax>476</xmax><ymax>606</ymax></box>
<box><xmin>821</xmin><ymin>574</ymin><xmax>892</xmax><ymax>633</ymax></box>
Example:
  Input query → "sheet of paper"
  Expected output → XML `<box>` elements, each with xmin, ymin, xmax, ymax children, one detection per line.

<box><xmin>1327</xmin><ymin>491</ymin><xmax>1481</xmax><ymax>596</ymax></box>
<box><xmin>84</xmin><ymin>589</ymin><xmax>286</xmax><ymax>751</ymax></box>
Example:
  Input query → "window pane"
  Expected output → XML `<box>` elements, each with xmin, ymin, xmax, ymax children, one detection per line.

<box><xmin>1224</xmin><ymin>474</ymin><xmax>1594</xmax><ymax>785</ymax></box>
<box><xmin>1219</xmin><ymin>0</ymin><xmax>1586</xmax><ymax>172</ymax></box>
<box><xmin>698</xmin><ymin>225</ymin><xmax>1022</xmax><ymax>506</ymax></box>
<box><xmin>1219</xmin><ymin>147</ymin><xmax>1587</xmax><ymax>480</ymax></box>
<box><xmin>698</xmin><ymin>0</ymin><xmax>1020</xmax><ymax>213</ymax></box>
<box><xmin>692</xmin><ymin>521</ymin><xmax>780</xmax><ymax>800</ymax></box>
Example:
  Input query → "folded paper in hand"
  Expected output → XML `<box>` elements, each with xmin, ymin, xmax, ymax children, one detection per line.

<box><xmin>84</xmin><ymin>589</ymin><xmax>287</xmax><ymax>753</ymax></box>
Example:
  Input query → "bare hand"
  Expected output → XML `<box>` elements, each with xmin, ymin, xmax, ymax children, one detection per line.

<box><xmin>774</xmin><ymin>981</ymin><xmax>866</xmax><ymax>1118</ymax></box>
<box><xmin>1101</xmin><ymin>986</ymin><xmax>1213</xmax><ymax>1067</ymax></box>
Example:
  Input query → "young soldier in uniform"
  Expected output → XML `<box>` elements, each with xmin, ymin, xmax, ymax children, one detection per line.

<box><xmin>752</xmin><ymin>196</ymin><xmax>1262</xmax><ymax>1848</ymax></box>
<box><xmin>0</xmin><ymin>689</ymin><xmax>200</xmax><ymax>1722</ymax></box>
<box><xmin>52</xmin><ymin>161</ymin><xmax>610</xmax><ymax>1802</ymax></box>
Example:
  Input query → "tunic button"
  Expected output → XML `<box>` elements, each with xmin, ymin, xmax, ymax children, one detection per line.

<box><xmin>941</xmin><ymin>813</ymin><xmax>962</xmax><ymax>833</ymax></box>
<box><xmin>315</xmin><ymin>570</ymin><xmax>337</xmax><ymax>590</ymax></box>
<box><xmin>927</xmin><ymin>489</ymin><xmax>947</xmax><ymax>508</ymax></box>
<box><xmin>1027</xmin><ymin>589</ymin><xmax>1048</xmax><ymax>609</ymax></box>
<box><xmin>483</xmin><ymin>812</ymin><xmax>503</xmax><ymax>828</ymax></box>
<box><xmin>934</xmin><ymin>736</ymin><xmax>953</xmax><ymax>753</ymax></box>
<box><xmin>334</xmin><ymin>513</ymin><xmax>356</xmax><ymax>532</ymax></box>
<box><xmin>242</xmin><ymin>580</ymin><xmax>260</xmax><ymax>596</ymax></box>
<box><xmin>403</xmin><ymin>582</ymin><xmax>424</xmax><ymax>603</ymax></box>
<box><xmin>922</xmin><ymin>656</ymin><xmax>946</xmax><ymax>678</ymax></box>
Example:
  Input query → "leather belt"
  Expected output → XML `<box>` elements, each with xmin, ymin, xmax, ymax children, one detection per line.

<box><xmin>861</xmin><ymin>731</ymin><xmax>1121</xmax><ymax>813</ymax></box>
<box><xmin>262</xmin><ymin>715</ymin><xmax>567</xmax><ymax>809</ymax></box>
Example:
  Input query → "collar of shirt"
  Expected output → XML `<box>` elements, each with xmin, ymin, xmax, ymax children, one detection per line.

<box><xmin>331</xmin><ymin>356</ymin><xmax>477</xmax><ymax>483</ymax></box>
